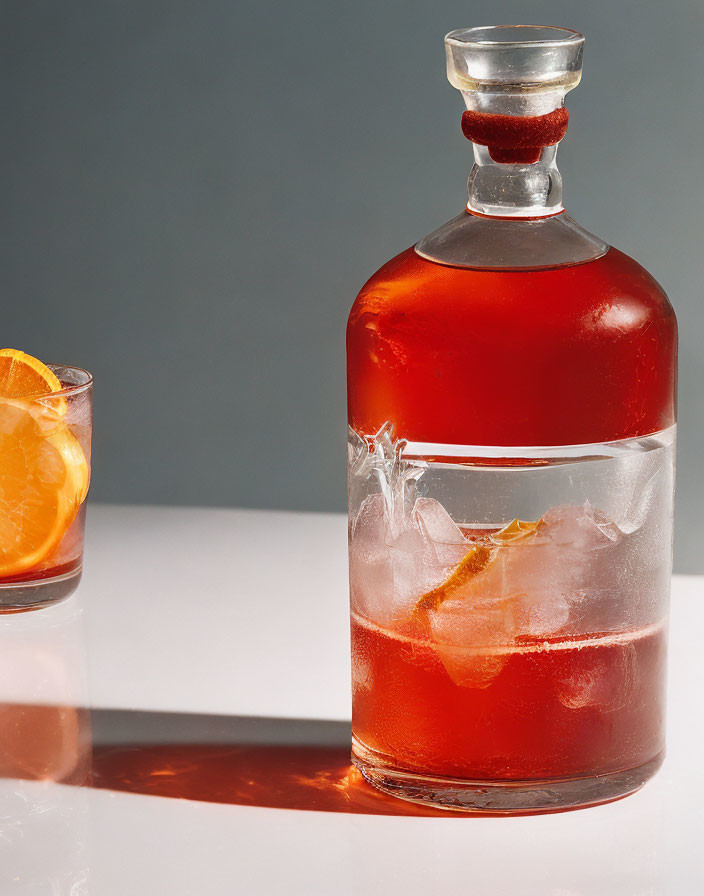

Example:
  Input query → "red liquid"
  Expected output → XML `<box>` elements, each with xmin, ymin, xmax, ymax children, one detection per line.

<box><xmin>347</xmin><ymin>246</ymin><xmax>677</xmax><ymax>446</ymax></box>
<box><xmin>351</xmin><ymin>612</ymin><xmax>667</xmax><ymax>781</ymax></box>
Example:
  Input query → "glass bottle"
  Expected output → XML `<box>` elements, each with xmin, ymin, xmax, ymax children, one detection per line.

<box><xmin>346</xmin><ymin>26</ymin><xmax>677</xmax><ymax>813</ymax></box>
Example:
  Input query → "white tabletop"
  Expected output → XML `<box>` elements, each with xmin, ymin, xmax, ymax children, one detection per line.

<box><xmin>0</xmin><ymin>505</ymin><xmax>702</xmax><ymax>895</ymax></box>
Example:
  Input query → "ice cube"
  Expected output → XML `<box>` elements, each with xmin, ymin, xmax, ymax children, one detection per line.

<box><xmin>556</xmin><ymin>640</ymin><xmax>637</xmax><ymax>711</ymax></box>
<box><xmin>351</xmin><ymin>645</ymin><xmax>373</xmax><ymax>699</ymax></box>
<box><xmin>424</xmin><ymin>505</ymin><xmax>628</xmax><ymax>686</ymax></box>
<box><xmin>349</xmin><ymin>494</ymin><xmax>471</xmax><ymax>627</ymax></box>
<box><xmin>522</xmin><ymin>594</ymin><xmax>571</xmax><ymax>637</ymax></box>
<box><xmin>414</xmin><ymin>497</ymin><xmax>466</xmax><ymax>545</ymax></box>
<box><xmin>542</xmin><ymin>502</ymin><xmax>622</xmax><ymax>550</ymax></box>
<box><xmin>349</xmin><ymin>494</ymin><xmax>397</xmax><ymax>622</ymax></box>
<box><xmin>428</xmin><ymin>591</ymin><xmax>515</xmax><ymax>688</ymax></box>
<box><xmin>413</xmin><ymin>496</ymin><xmax>469</xmax><ymax>568</ymax></box>
<box><xmin>508</xmin><ymin>505</ymin><xmax>624</xmax><ymax>636</ymax></box>
<box><xmin>537</xmin><ymin>504</ymin><xmax>646</xmax><ymax>635</ymax></box>
<box><xmin>350</xmin><ymin>494</ymin><xmax>386</xmax><ymax>556</ymax></box>
<box><xmin>348</xmin><ymin>494</ymin><xmax>437</xmax><ymax>625</ymax></box>
<box><xmin>618</xmin><ymin>447</ymin><xmax>672</xmax><ymax>536</ymax></box>
<box><xmin>431</xmin><ymin>645</ymin><xmax>508</xmax><ymax>689</ymax></box>
<box><xmin>468</xmin><ymin>538</ymin><xmax>573</xmax><ymax>639</ymax></box>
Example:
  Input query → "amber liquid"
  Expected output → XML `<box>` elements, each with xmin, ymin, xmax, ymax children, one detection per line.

<box><xmin>351</xmin><ymin>612</ymin><xmax>667</xmax><ymax>782</ymax></box>
<box><xmin>347</xmin><ymin>247</ymin><xmax>677</xmax><ymax>447</ymax></box>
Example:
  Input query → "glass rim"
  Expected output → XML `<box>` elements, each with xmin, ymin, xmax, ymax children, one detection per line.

<box><xmin>445</xmin><ymin>25</ymin><xmax>584</xmax><ymax>49</ymax></box>
<box><xmin>45</xmin><ymin>363</ymin><xmax>94</xmax><ymax>399</ymax></box>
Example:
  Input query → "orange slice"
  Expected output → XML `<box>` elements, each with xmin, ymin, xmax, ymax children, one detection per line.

<box><xmin>0</xmin><ymin>402</ymin><xmax>89</xmax><ymax>577</ymax></box>
<box><xmin>0</xmin><ymin>348</ymin><xmax>63</xmax><ymax>397</ymax></box>
<box><xmin>491</xmin><ymin>517</ymin><xmax>541</xmax><ymax>545</ymax></box>
<box><xmin>413</xmin><ymin>517</ymin><xmax>543</xmax><ymax>689</ymax></box>
<box><xmin>0</xmin><ymin>348</ymin><xmax>68</xmax><ymax>419</ymax></box>
<box><xmin>414</xmin><ymin>517</ymin><xmax>540</xmax><ymax>614</ymax></box>
<box><xmin>415</xmin><ymin>544</ymin><xmax>495</xmax><ymax>614</ymax></box>
<box><xmin>0</xmin><ymin>351</ymin><xmax>89</xmax><ymax>578</ymax></box>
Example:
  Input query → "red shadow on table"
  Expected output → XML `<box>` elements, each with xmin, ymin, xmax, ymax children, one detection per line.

<box><xmin>89</xmin><ymin>710</ymin><xmax>453</xmax><ymax>816</ymax></box>
<box><xmin>1</xmin><ymin>706</ymin><xmax>612</xmax><ymax>819</ymax></box>
<box><xmin>0</xmin><ymin>707</ymin><xmax>452</xmax><ymax>816</ymax></box>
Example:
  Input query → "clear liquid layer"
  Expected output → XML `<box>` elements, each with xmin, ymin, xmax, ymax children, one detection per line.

<box><xmin>349</xmin><ymin>424</ymin><xmax>675</xmax><ymax>641</ymax></box>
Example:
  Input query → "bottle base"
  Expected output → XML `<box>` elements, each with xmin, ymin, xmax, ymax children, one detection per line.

<box><xmin>352</xmin><ymin>737</ymin><xmax>664</xmax><ymax>815</ymax></box>
<box><xmin>0</xmin><ymin>568</ymin><xmax>82</xmax><ymax>612</ymax></box>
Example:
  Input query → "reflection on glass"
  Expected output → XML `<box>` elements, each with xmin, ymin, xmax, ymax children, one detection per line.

<box><xmin>0</xmin><ymin>597</ymin><xmax>91</xmax><ymax>893</ymax></box>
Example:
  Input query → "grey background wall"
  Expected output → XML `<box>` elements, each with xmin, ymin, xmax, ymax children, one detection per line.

<box><xmin>1</xmin><ymin>1</ymin><xmax>702</xmax><ymax>571</ymax></box>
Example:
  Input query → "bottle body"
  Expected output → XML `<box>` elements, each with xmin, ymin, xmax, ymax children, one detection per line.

<box><xmin>347</xmin><ymin>244</ymin><xmax>676</xmax><ymax>812</ymax></box>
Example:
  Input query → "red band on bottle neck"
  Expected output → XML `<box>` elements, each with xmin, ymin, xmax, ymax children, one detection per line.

<box><xmin>461</xmin><ymin>107</ymin><xmax>569</xmax><ymax>164</ymax></box>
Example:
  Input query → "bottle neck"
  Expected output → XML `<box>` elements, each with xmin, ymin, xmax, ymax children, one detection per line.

<box><xmin>459</xmin><ymin>87</ymin><xmax>569</xmax><ymax>219</ymax></box>
<box><xmin>466</xmin><ymin>136</ymin><xmax>564</xmax><ymax>219</ymax></box>
<box><xmin>416</xmin><ymin>102</ymin><xmax>607</xmax><ymax>269</ymax></box>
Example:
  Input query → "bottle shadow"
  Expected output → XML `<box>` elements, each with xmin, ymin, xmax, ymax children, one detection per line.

<box><xmin>88</xmin><ymin>709</ymin><xmax>451</xmax><ymax>816</ymax></box>
<box><xmin>0</xmin><ymin>597</ymin><xmax>459</xmax><ymax>818</ymax></box>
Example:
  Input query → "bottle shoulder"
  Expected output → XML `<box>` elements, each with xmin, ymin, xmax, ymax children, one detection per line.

<box><xmin>415</xmin><ymin>211</ymin><xmax>608</xmax><ymax>270</ymax></box>
<box><xmin>349</xmin><ymin>244</ymin><xmax>676</xmax><ymax>337</ymax></box>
